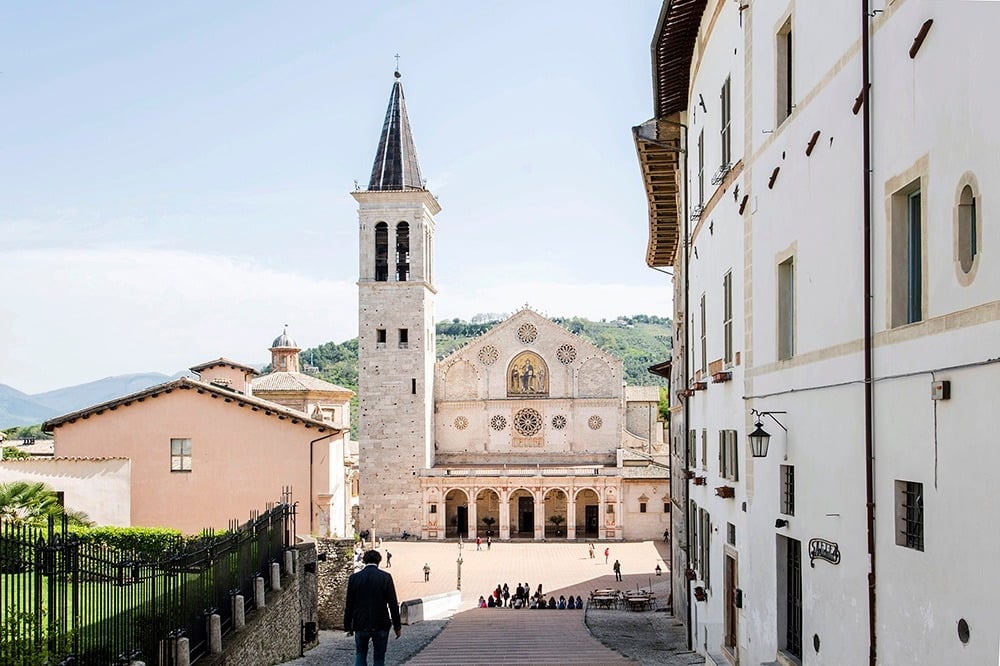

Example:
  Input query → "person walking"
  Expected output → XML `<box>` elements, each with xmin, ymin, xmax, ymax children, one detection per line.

<box><xmin>613</xmin><ymin>559</ymin><xmax>622</xmax><ymax>582</ymax></box>
<box><xmin>486</xmin><ymin>535</ymin><xmax>492</xmax><ymax>550</ymax></box>
<box><xmin>385</xmin><ymin>551</ymin><xmax>392</xmax><ymax>568</ymax></box>
<box><xmin>604</xmin><ymin>547</ymin><xmax>610</xmax><ymax>564</ymax></box>
<box><xmin>476</xmin><ymin>536</ymin><xmax>482</xmax><ymax>551</ymax></box>
<box><xmin>343</xmin><ymin>550</ymin><xmax>401</xmax><ymax>666</ymax></box>
<box><xmin>423</xmin><ymin>563</ymin><xmax>431</xmax><ymax>582</ymax></box>
<box><xmin>588</xmin><ymin>543</ymin><xmax>595</xmax><ymax>559</ymax></box>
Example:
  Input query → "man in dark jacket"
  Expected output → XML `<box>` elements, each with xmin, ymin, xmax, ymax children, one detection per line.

<box><xmin>344</xmin><ymin>550</ymin><xmax>402</xmax><ymax>666</ymax></box>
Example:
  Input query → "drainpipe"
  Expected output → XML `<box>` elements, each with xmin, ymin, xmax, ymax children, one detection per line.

<box><xmin>309</xmin><ymin>430</ymin><xmax>339</xmax><ymax>535</ymax></box>
<box><xmin>681</xmin><ymin>129</ymin><xmax>693</xmax><ymax>653</ymax></box>
<box><xmin>861</xmin><ymin>2</ymin><xmax>877</xmax><ymax>665</ymax></box>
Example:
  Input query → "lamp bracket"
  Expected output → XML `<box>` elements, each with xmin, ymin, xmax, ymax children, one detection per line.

<box><xmin>751</xmin><ymin>409</ymin><xmax>787</xmax><ymax>432</ymax></box>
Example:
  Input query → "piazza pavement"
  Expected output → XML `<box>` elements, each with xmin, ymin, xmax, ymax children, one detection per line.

<box><xmin>285</xmin><ymin>539</ymin><xmax>702</xmax><ymax>665</ymax></box>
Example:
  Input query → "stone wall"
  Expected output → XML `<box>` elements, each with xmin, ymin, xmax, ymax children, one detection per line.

<box><xmin>201</xmin><ymin>542</ymin><xmax>318</xmax><ymax>666</ymax></box>
<box><xmin>315</xmin><ymin>538</ymin><xmax>356</xmax><ymax>630</ymax></box>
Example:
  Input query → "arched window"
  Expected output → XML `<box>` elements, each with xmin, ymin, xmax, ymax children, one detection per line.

<box><xmin>396</xmin><ymin>221</ymin><xmax>410</xmax><ymax>281</ymax></box>
<box><xmin>958</xmin><ymin>184</ymin><xmax>978</xmax><ymax>274</ymax></box>
<box><xmin>374</xmin><ymin>222</ymin><xmax>388</xmax><ymax>282</ymax></box>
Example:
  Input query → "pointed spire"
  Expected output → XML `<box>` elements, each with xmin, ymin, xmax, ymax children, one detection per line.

<box><xmin>367</xmin><ymin>69</ymin><xmax>425</xmax><ymax>191</ymax></box>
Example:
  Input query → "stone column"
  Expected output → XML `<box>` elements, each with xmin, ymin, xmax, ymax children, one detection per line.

<box><xmin>176</xmin><ymin>637</ymin><xmax>190</xmax><ymax>666</ymax></box>
<box><xmin>208</xmin><ymin>613</ymin><xmax>222</xmax><ymax>654</ymax></box>
<box><xmin>535</xmin><ymin>493</ymin><xmax>545</xmax><ymax>541</ymax></box>
<box><xmin>499</xmin><ymin>490</ymin><xmax>510</xmax><ymax>540</ymax></box>
<box><xmin>567</xmin><ymin>493</ymin><xmax>577</xmax><ymax>540</ymax></box>
<box><xmin>468</xmin><ymin>489</ymin><xmax>478</xmax><ymax>540</ymax></box>
<box><xmin>254</xmin><ymin>576</ymin><xmax>266</xmax><ymax>608</ymax></box>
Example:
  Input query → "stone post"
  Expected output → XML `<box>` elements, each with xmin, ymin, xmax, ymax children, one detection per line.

<box><xmin>284</xmin><ymin>549</ymin><xmax>295</xmax><ymax>576</ymax></box>
<box><xmin>176</xmin><ymin>637</ymin><xmax>191</xmax><ymax>666</ymax></box>
<box><xmin>255</xmin><ymin>575</ymin><xmax>266</xmax><ymax>608</ymax></box>
<box><xmin>271</xmin><ymin>561</ymin><xmax>282</xmax><ymax>591</ymax></box>
<box><xmin>233</xmin><ymin>594</ymin><xmax>246</xmax><ymax>631</ymax></box>
<box><xmin>208</xmin><ymin>613</ymin><xmax>222</xmax><ymax>654</ymax></box>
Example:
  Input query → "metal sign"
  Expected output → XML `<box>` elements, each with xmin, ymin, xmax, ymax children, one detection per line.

<box><xmin>808</xmin><ymin>538</ymin><xmax>841</xmax><ymax>567</ymax></box>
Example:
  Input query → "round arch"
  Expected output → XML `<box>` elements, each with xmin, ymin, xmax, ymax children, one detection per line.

<box><xmin>445</xmin><ymin>488</ymin><xmax>470</xmax><ymax>539</ymax></box>
<box><xmin>574</xmin><ymin>488</ymin><xmax>600</xmax><ymax>538</ymax></box>
<box><xmin>475</xmin><ymin>488</ymin><xmax>501</xmax><ymax>537</ymax></box>
<box><xmin>508</xmin><ymin>487</ymin><xmax>535</xmax><ymax>538</ymax></box>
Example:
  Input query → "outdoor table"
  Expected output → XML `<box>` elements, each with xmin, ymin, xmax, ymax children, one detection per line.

<box><xmin>589</xmin><ymin>594</ymin><xmax>618</xmax><ymax>609</ymax></box>
<box><xmin>622</xmin><ymin>592</ymin><xmax>654</xmax><ymax>611</ymax></box>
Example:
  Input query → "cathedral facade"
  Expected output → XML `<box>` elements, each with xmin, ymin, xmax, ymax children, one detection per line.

<box><xmin>354</xmin><ymin>72</ymin><xmax>669</xmax><ymax>541</ymax></box>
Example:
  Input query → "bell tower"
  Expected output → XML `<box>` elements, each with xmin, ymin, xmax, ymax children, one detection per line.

<box><xmin>353</xmin><ymin>70</ymin><xmax>439</xmax><ymax>537</ymax></box>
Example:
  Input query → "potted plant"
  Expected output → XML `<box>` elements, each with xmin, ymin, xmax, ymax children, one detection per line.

<box><xmin>549</xmin><ymin>515</ymin><xmax>565</xmax><ymax>536</ymax></box>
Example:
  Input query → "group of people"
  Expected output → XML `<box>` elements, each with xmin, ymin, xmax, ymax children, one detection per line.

<box><xmin>477</xmin><ymin>582</ymin><xmax>584</xmax><ymax>610</ymax></box>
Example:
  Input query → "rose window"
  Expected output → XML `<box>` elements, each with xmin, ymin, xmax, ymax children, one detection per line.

<box><xmin>517</xmin><ymin>323</ymin><xmax>538</xmax><ymax>344</ymax></box>
<box><xmin>513</xmin><ymin>408</ymin><xmax>543</xmax><ymax>437</ymax></box>
<box><xmin>454</xmin><ymin>416</ymin><xmax>469</xmax><ymax>430</ymax></box>
<box><xmin>478</xmin><ymin>345</ymin><xmax>499</xmax><ymax>366</ymax></box>
<box><xmin>490</xmin><ymin>415</ymin><xmax>508</xmax><ymax>431</ymax></box>
<box><xmin>552</xmin><ymin>415</ymin><xmax>567</xmax><ymax>430</ymax></box>
<box><xmin>588</xmin><ymin>415</ymin><xmax>603</xmax><ymax>430</ymax></box>
<box><xmin>556</xmin><ymin>344</ymin><xmax>577</xmax><ymax>364</ymax></box>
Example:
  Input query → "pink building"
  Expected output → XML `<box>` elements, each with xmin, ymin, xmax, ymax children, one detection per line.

<box><xmin>43</xmin><ymin>330</ymin><xmax>353</xmax><ymax>536</ymax></box>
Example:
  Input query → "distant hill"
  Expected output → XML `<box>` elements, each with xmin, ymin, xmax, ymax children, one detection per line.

<box><xmin>0</xmin><ymin>372</ymin><xmax>188</xmax><ymax>429</ymax></box>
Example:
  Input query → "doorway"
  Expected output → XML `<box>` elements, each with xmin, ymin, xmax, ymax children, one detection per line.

<box><xmin>518</xmin><ymin>496</ymin><xmax>534</xmax><ymax>535</ymax></box>
<box><xmin>584</xmin><ymin>505</ymin><xmax>599</xmax><ymax>536</ymax></box>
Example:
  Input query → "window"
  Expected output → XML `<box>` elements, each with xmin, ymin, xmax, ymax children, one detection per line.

<box><xmin>778</xmin><ymin>257</ymin><xmax>795</xmax><ymax>360</ymax></box>
<box><xmin>721</xmin><ymin>77</ymin><xmax>732</xmax><ymax>167</ymax></box>
<box><xmin>639</xmin><ymin>502</ymin><xmax>647</xmax><ymax>513</ymax></box>
<box><xmin>411</xmin><ymin>378</ymin><xmax>417</xmax><ymax>395</ymax></box>
<box><xmin>957</xmin><ymin>183</ymin><xmax>978</xmax><ymax>274</ymax></box>
<box><xmin>723</xmin><ymin>271</ymin><xmax>733</xmax><ymax>365</ymax></box>
<box><xmin>687</xmin><ymin>430</ymin><xmax>697</xmax><ymax>467</ymax></box>
<box><xmin>376</xmin><ymin>328</ymin><xmax>387</xmax><ymax>349</ymax></box>
<box><xmin>891</xmin><ymin>181</ymin><xmax>924</xmax><ymax>326</ymax></box>
<box><xmin>719</xmin><ymin>430</ymin><xmax>739</xmax><ymax>481</ymax></box>
<box><xmin>697</xmin><ymin>130</ymin><xmax>705</xmax><ymax>206</ymax></box>
<box><xmin>700</xmin><ymin>509</ymin><xmax>711</xmax><ymax>589</ymax></box>
<box><xmin>374</xmin><ymin>222</ymin><xmax>388</xmax><ymax>282</ymax></box>
<box><xmin>701</xmin><ymin>429</ymin><xmax>708</xmax><ymax>470</ymax></box>
<box><xmin>700</xmin><ymin>293</ymin><xmax>707</xmax><ymax>374</ymax></box>
<box><xmin>170</xmin><ymin>438</ymin><xmax>192</xmax><ymax>472</ymax></box>
<box><xmin>664</xmin><ymin>503</ymin><xmax>671</xmax><ymax>513</ymax></box>
<box><xmin>895</xmin><ymin>480</ymin><xmax>924</xmax><ymax>551</ymax></box>
<box><xmin>776</xmin><ymin>18</ymin><xmax>793</xmax><ymax>124</ymax></box>
<box><xmin>399</xmin><ymin>328</ymin><xmax>409</xmax><ymax>349</ymax></box>
<box><xmin>395</xmin><ymin>221</ymin><xmax>410</xmax><ymax>281</ymax></box>
<box><xmin>781</xmin><ymin>465</ymin><xmax>795</xmax><ymax>515</ymax></box>
<box><xmin>727</xmin><ymin>523</ymin><xmax>736</xmax><ymax>547</ymax></box>
<box><xmin>429</xmin><ymin>504</ymin><xmax>437</xmax><ymax>514</ymax></box>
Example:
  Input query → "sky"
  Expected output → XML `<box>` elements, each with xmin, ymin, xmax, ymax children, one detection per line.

<box><xmin>0</xmin><ymin>1</ymin><xmax>670</xmax><ymax>394</ymax></box>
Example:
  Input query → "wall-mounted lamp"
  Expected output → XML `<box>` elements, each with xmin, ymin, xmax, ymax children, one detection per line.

<box><xmin>775</xmin><ymin>518</ymin><xmax>789</xmax><ymax>528</ymax></box>
<box><xmin>748</xmin><ymin>409</ymin><xmax>788</xmax><ymax>457</ymax></box>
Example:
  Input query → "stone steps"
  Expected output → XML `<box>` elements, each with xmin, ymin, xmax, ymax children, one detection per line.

<box><xmin>404</xmin><ymin>608</ymin><xmax>638</xmax><ymax>665</ymax></box>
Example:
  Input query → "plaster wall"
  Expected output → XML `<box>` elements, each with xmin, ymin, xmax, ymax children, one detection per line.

<box><xmin>0</xmin><ymin>457</ymin><xmax>131</xmax><ymax>526</ymax></box>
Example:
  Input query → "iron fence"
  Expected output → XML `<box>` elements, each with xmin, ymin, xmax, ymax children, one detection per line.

<box><xmin>0</xmin><ymin>498</ymin><xmax>296</xmax><ymax>665</ymax></box>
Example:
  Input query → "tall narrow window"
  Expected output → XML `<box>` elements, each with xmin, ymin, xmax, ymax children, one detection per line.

<box><xmin>687</xmin><ymin>430</ymin><xmax>697</xmax><ymax>468</ymax></box>
<box><xmin>958</xmin><ymin>184</ymin><xmax>978</xmax><ymax>274</ymax></box>
<box><xmin>376</xmin><ymin>328</ymin><xmax>387</xmax><ymax>349</ymax></box>
<box><xmin>721</xmin><ymin>77</ymin><xmax>732</xmax><ymax>167</ymax></box>
<box><xmin>395</xmin><ymin>221</ymin><xmax>410</xmax><ymax>282</ymax></box>
<box><xmin>778</xmin><ymin>257</ymin><xmax>795</xmax><ymax>360</ymax></box>
<box><xmin>721</xmin><ymin>430</ymin><xmax>739</xmax><ymax>481</ymax></box>
<box><xmin>701</xmin><ymin>428</ymin><xmax>708</xmax><ymax>471</ymax></box>
<box><xmin>895</xmin><ymin>480</ymin><xmax>924</xmax><ymax>551</ymax></box>
<box><xmin>907</xmin><ymin>192</ymin><xmax>922</xmax><ymax>323</ymax></box>
<box><xmin>399</xmin><ymin>328</ymin><xmax>409</xmax><ymax>349</ymax></box>
<box><xmin>170</xmin><ymin>438</ymin><xmax>192</xmax><ymax>472</ymax></box>
<box><xmin>723</xmin><ymin>271</ymin><xmax>733</xmax><ymax>364</ymax></box>
<box><xmin>374</xmin><ymin>222</ymin><xmax>389</xmax><ymax>282</ymax></box>
<box><xmin>697</xmin><ymin>130</ymin><xmax>705</xmax><ymax>206</ymax></box>
<box><xmin>891</xmin><ymin>180</ymin><xmax>924</xmax><ymax>326</ymax></box>
<box><xmin>780</xmin><ymin>465</ymin><xmax>795</xmax><ymax>515</ymax></box>
<box><xmin>700</xmin><ymin>509</ymin><xmax>711</xmax><ymax>589</ymax></box>
<box><xmin>700</xmin><ymin>293</ymin><xmax>708</xmax><ymax>373</ymax></box>
<box><xmin>776</xmin><ymin>19</ymin><xmax>793</xmax><ymax>124</ymax></box>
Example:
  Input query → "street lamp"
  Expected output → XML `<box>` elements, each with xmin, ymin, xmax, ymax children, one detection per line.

<box><xmin>456</xmin><ymin>538</ymin><xmax>464</xmax><ymax>590</ymax></box>
<box><xmin>748</xmin><ymin>410</ymin><xmax>787</xmax><ymax>458</ymax></box>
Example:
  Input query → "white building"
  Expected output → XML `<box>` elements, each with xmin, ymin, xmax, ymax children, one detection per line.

<box><xmin>635</xmin><ymin>1</ymin><xmax>1000</xmax><ymax>664</ymax></box>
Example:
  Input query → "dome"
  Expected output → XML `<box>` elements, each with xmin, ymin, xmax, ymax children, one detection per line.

<box><xmin>270</xmin><ymin>326</ymin><xmax>299</xmax><ymax>350</ymax></box>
